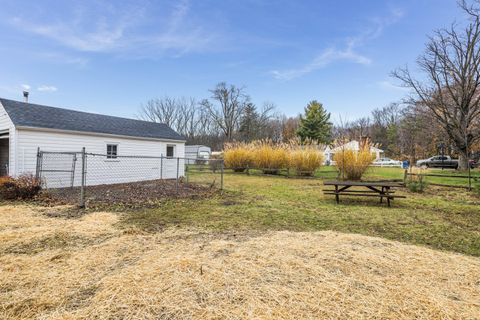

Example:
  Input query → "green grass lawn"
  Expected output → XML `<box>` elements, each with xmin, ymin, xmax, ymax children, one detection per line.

<box><xmin>219</xmin><ymin>165</ymin><xmax>480</xmax><ymax>187</ymax></box>
<box><xmin>122</xmin><ymin>172</ymin><xmax>480</xmax><ymax>257</ymax></box>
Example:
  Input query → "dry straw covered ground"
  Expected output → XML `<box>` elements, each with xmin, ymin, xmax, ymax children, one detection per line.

<box><xmin>1</xmin><ymin>204</ymin><xmax>479</xmax><ymax>319</ymax></box>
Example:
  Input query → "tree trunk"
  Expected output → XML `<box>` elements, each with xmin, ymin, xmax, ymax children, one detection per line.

<box><xmin>458</xmin><ymin>150</ymin><xmax>469</xmax><ymax>171</ymax></box>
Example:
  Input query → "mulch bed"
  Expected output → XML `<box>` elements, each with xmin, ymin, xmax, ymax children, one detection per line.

<box><xmin>37</xmin><ymin>179</ymin><xmax>218</xmax><ymax>210</ymax></box>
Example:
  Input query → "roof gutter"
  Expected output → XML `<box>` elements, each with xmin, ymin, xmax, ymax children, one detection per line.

<box><xmin>15</xmin><ymin>126</ymin><xmax>187</xmax><ymax>143</ymax></box>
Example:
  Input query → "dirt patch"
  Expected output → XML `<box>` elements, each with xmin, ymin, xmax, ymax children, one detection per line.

<box><xmin>1</xmin><ymin>205</ymin><xmax>479</xmax><ymax>319</ymax></box>
<box><xmin>37</xmin><ymin>179</ymin><xmax>217</xmax><ymax>210</ymax></box>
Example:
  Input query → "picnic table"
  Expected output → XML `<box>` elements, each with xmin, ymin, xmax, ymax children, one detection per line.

<box><xmin>323</xmin><ymin>180</ymin><xmax>406</xmax><ymax>207</ymax></box>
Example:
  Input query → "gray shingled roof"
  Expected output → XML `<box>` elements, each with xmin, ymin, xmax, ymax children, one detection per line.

<box><xmin>0</xmin><ymin>98</ymin><xmax>185</xmax><ymax>141</ymax></box>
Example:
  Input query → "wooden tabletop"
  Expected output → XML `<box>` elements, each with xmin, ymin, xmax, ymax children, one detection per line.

<box><xmin>323</xmin><ymin>180</ymin><xmax>404</xmax><ymax>187</ymax></box>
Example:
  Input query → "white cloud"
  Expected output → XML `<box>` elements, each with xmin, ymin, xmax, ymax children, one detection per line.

<box><xmin>9</xmin><ymin>0</ymin><xmax>217</xmax><ymax>56</ymax></box>
<box><xmin>21</xmin><ymin>84</ymin><xmax>30</xmax><ymax>90</ymax></box>
<box><xmin>271</xmin><ymin>44</ymin><xmax>372</xmax><ymax>80</ymax></box>
<box><xmin>37</xmin><ymin>85</ymin><xmax>58</xmax><ymax>92</ymax></box>
<box><xmin>271</xmin><ymin>8</ymin><xmax>404</xmax><ymax>81</ymax></box>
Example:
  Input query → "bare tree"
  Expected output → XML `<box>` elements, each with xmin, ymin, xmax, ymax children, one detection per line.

<box><xmin>238</xmin><ymin>101</ymin><xmax>277</xmax><ymax>141</ymax></box>
<box><xmin>355</xmin><ymin>117</ymin><xmax>372</xmax><ymax>138</ymax></box>
<box><xmin>139</xmin><ymin>96</ymin><xmax>213</xmax><ymax>141</ymax></box>
<box><xmin>281</xmin><ymin>116</ymin><xmax>300</xmax><ymax>142</ymax></box>
<box><xmin>139</xmin><ymin>97</ymin><xmax>179</xmax><ymax>128</ymax></box>
<box><xmin>174</xmin><ymin>97</ymin><xmax>198</xmax><ymax>139</ymax></box>
<box><xmin>371</xmin><ymin>103</ymin><xmax>402</xmax><ymax>128</ymax></box>
<box><xmin>392</xmin><ymin>0</ymin><xmax>480</xmax><ymax>169</ymax></box>
<box><xmin>200</xmin><ymin>82</ymin><xmax>249</xmax><ymax>141</ymax></box>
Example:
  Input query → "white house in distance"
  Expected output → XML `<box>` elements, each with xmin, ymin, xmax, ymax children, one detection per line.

<box><xmin>0</xmin><ymin>98</ymin><xmax>186</xmax><ymax>186</ymax></box>
<box><xmin>324</xmin><ymin>140</ymin><xmax>384</xmax><ymax>163</ymax></box>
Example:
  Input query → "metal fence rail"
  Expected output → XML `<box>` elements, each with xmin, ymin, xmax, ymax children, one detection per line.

<box><xmin>36</xmin><ymin>148</ymin><xmax>224</xmax><ymax>207</ymax></box>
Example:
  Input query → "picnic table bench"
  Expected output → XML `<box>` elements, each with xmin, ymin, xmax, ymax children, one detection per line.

<box><xmin>323</xmin><ymin>180</ymin><xmax>406</xmax><ymax>207</ymax></box>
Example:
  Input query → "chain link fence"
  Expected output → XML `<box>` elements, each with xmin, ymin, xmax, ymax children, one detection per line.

<box><xmin>36</xmin><ymin>148</ymin><xmax>224</xmax><ymax>207</ymax></box>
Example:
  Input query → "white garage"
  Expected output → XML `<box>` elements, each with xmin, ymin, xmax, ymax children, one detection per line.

<box><xmin>0</xmin><ymin>98</ymin><xmax>186</xmax><ymax>186</ymax></box>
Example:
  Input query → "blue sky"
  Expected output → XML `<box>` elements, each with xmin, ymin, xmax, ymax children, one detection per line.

<box><xmin>0</xmin><ymin>0</ymin><xmax>462</xmax><ymax>122</ymax></box>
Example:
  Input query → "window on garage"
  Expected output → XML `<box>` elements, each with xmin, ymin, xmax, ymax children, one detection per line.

<box><xmin>106</xmin><ymin>144</ymin><xmax>118</xmax><ymax>159</ymax></box>
<box><xmin>166</xmin><ymin>145</ymin><xmax>175</xmax><ymax>158</ymax></box>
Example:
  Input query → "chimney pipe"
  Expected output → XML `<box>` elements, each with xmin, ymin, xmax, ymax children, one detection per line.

<box><xmin>23</xmin><ymin>91</ymin><xmax>29</xmax><ymax>103</ymax></box>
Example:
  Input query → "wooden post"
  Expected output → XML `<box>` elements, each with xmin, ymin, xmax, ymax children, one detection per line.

<box><xmin>335</xmin><ymin>184</ymin><xmax>339</xmax><ymax>204</ymax></box>
<box><xmin>387</xmin><ymin>187</ymin><xmax>391</xmax><ymax>207</ymax></box>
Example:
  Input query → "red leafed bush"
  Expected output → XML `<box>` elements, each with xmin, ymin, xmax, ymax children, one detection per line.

<box><xmin>0</xmin><ymin>174</ymin><xmax>42</xmax><ymax>200</ymax></box>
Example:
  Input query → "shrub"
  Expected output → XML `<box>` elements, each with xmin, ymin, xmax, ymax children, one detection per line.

<box><xmin>209</xmin><ymin>153</ymin><xmax>223</xmax><ymax>173</ymax></box>
<box><xmin>406</xmin><ymin>180</ymin><xmax>428</xmax><ymax>193</ymax></box>
<box><xmin>224</xmin><ymin>143</ymin><xmax>253</xmax><ymax>172</ymax></box>
<box><xmin>334</xmin><ymin>147</ymin><xmax>375</xmax><ymax>181</ymax></box>
<box><xmin>405</xmin><ymin>167</ymin><xmax>428</xmax><ymax>193</ymax></box>
<box><xmin>0</xmin><ymin>174</ymin><xmax>42</xmax><ymax>200</ymax></box>
<box><xmin>252</xmin><ymin>141</ymin><xmax>289</xmax><ymax>174</ymax></box>
<box><xmin>289</xmin><ymin>147</ymin><xmax>324</xmax><ymax>176</ymax></box>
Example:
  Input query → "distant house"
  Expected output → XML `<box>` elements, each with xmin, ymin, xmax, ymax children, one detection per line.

<box><xmin>324</xmin><ymin>140</ymin><xmax>384</xmax><ymax>163</ymax></box>
<box><xmin>0</xmin><ymin>98</ymin><xmax>186</xmax><ymax>184</ymax></box>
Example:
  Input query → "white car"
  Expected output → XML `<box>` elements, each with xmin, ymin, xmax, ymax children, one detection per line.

<box><xmin>372</xmin><ymin>157</ymin><xmax>402</xmax><ymax>167</ymax></box>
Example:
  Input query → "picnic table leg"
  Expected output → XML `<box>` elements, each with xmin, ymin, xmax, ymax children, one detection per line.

<box><xmin>335</xmin><ymin>185</ymin><xmax>339</xmax><ymax>204</ymax></box>
<box><xmin>380</xmin><ymin>186</ymin><xmax>384</xmax><ymax>203</ymax></box>
<box><xmin>386</xmin><ymin>187</ymin><xmax>391</xmax><ymax>207</ymax></box>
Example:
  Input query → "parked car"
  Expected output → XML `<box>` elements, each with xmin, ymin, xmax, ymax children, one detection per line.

<box><xmin>372</xmin><ymin>158</ymin><xmax>402</xmax><ymax>167</ymax></box>
<box><xmin>416</xmin><ymin>156</ymin><xmax>459</xmax><ymax>169</ymax></box>
<box><xmin>469</xmin><ymin>159</ymin><xmax>479</xmax><ymax>168</ymax></box>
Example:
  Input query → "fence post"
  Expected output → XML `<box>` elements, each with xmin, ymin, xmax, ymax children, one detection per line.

<box><xmin>35</xmin><ymin>147</ymin><xmax>41</xmax><ymax>180</ymax></box>
<box><xmin>185</xmin><ymin>159</ymin><xmax>189</xmax><ymax>184</ymax></box>
<box><xmin>80</xmin><ymin>147</ymin><xmax>86</xmax><ymax>208</ymax></box>
<box><xmin>403</xmin><ymin>169</ymin><xmax>407</xmax><ymax>185</ymax></box>
<box><xmin>176</xmin><ymin>157</ymin><xmax>180</xmax><ymax>193</ymax></box>
<box><xmin>468</xmin><ymin>159</ymin><xmax>472</xmax><ymax>191</ymax></box>
<box><xmin>220</xmin><ymin>160</ymin><xmax>224</xmax><ymax>191</ymax></box>
<box><xmin>160</xmin><ymin>155</ymin><xmax>163</xmax><ymax>180</ymax></box>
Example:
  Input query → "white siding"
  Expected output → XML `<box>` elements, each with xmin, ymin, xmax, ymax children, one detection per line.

<box><xmin>15</xmin><ymin>128</ymin><xmax>185</xmax><ymax>186</ymax></box>
<box><xmin>0</xmin><ymin>104</ymin><xmax>16</xmax><ymax>175</ymax></box>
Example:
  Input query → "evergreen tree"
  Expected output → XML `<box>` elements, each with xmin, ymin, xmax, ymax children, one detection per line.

<box><xmin>239</xmin><ymin>103</ymin><xmax>259</xmax><ymax>141</ymax></box>
<box><xmin>297</xmin><ymin>100</ymin><xmax>332</xmax><ymax>144</ymax></box>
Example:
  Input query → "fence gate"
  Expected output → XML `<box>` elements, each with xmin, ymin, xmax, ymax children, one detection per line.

<box><xmin>36</xmin><ymin>150</ymin><xmax>79</xmax><ymax>189</ymax></box>
<box><xmin>35</xmin><ymin>147</ymin><xmax>224</xmax><ymax>208</ymax></box>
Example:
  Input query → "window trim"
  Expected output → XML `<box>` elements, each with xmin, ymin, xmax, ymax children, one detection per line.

<box><xmin>106</xmin><ymin>143</ymin><xmax>118</xmax><ymax>159</ymax></box>
<box><xmin>166</xmin><ymin>144</ymin><xmax>175</xmax><ymax>158</ymax></box>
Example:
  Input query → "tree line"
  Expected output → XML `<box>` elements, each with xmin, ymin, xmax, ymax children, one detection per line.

<box><xmin>138</xmin><ymin>82</ymin><xmax>332</xmax><ymax>150</ymax></box>
<box><xmin>138</xmin><ymin>82</ymin><xmax>478</xmax><ymax>168</ymax></box>
<box><xmin>139</xmin><ymin>0</ymin><xmax>480</xmax><ymax>170</ymax></box>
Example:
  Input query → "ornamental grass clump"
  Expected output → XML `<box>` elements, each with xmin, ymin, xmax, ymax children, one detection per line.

<box><xmin>334</xmin><ymin>146</ymin><xmax>375</xmax><ymax>181</ymax></box>
<box><xmin>224</xmin><ymin>142</ymin><xmax>253</xmax><ymax>172</ymax></box>
<box><xmin>252</xmin><ymin>141</ymin><xmax>289</xmax><ymax>174</ymax></box>
<box><xmin>289</xmin><ymin>146</ymin><xmax>324</xmax><ymax>176</ymax></box>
